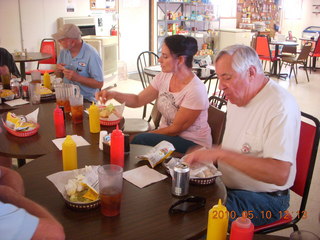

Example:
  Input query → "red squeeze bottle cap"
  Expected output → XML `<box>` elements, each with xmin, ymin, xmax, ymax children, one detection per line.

<box><xmin>112</xmin><ymin>125</ymin><xmax>122</xmax><ymax>135</ymax></box>
<box><xmin>235</xmin><ymin>213</ymin><xmax>252</xmax><ymax>229</ymax></box>
<box><xmin>54</xmin><ymin>105</ymin><xmax>62</xmax><ymax>113</ymax></box>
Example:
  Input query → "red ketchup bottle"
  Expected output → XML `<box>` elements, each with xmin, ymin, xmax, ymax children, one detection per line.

<box><xmin>230</xmin><ymin>214</ymin><xmax>254</xmax><ymax>240</ymax></box>
<box><xmin>54</xmin><ymin>105</ymin><xmax>66</xmax><ymax>138</ymax></box>
<box><xmin>110</xmin><ymin>125</ymin><xmax>124</xmax><ymax>167</ymax></box>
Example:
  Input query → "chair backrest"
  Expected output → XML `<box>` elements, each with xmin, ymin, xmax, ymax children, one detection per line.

<box><xmin>149</xmin><ymin>100</ymin><xmax>162</xmax><ymax>129</ymax></box>
<box><xmin>255</xmin><ymin>35</ymin><xmax>272</xmax><ymax>58</ymax></box>
<box><xmin>297</xmin><ymin>42</ymin><xmax>312</xmax><ymax>62</ymax></box>
<box><xmin>38</xmin><ymin>38</ymin><xmax>57</xmax><ymax>66</ymax></box>
<box><xmin>137</xmin><ymin>51</ymin><xmax>159</xmax><ymax>89</ymax></box>
<box><xmin>291</xmin><ymin>112</ymin><xmax>320</xmax><ymax>200</ymax></box>
<box><xmin>207</xmin><ymin>104</ymin><xmax>227</xmax><ymax>145</ymax></box>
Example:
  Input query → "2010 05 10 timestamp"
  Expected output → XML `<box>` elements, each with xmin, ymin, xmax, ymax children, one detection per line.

<box><xmin>211</xmin><ymin>210</ymin><xmax>308</xmax><ymax>220</ymax></box>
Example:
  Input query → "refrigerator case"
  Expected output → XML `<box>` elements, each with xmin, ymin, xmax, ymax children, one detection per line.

<box><xmin>217</xmin><ymin>29</ymin><xmax>253</xmax><ymax>51</ymax></box>
<box><xmin>302</xmin><ymin>26</ymin><xmax>320</xmax><ymax>40</ymax></box>
<box><xmin>82</xmin><ymin>36</ymin><xmax>118</xmax><ymax>76</ymax></box>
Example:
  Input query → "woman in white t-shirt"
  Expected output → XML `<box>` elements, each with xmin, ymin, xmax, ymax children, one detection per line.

<box><xmin>96</xmin><ymin>35</ymin><xmax>212</xmax><ymax>153</ymax></box>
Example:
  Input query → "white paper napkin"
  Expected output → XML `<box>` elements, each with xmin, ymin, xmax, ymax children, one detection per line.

<box><xmin>5</xmin><ymin>99</ymin><xmax>29</xmax><ymax>106</ymax></box>
<box><xmin>52</xmin><ymin>135</ymin><xmax>90</xmax><ymax>150</ymax></box>
<box><xmin>123</xmin><ymin>165</ymin><xmax>167</xmax><ymax>188</ymax></box>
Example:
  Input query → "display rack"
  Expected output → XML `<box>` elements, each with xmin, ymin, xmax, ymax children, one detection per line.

<box><xmin>236</xmin><ymin>0</ymin><xmax>281</xmax><ymax>37</ymax></box>
<box><xmin>157</xmin><ymin>1</ymin><xmax>220</xmax><ymax>56</ymax></box>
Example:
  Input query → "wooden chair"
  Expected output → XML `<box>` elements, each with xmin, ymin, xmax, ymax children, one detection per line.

<box><xmin>255</xmin><ymin>112</ymin><xmax>320</xmax><ymax>234</ymax></box>
<box><xmin>280</xmin><ymin>42</ymin><xmax>312</xmax><ymax>83</ymax></box>
<box><xmin>25</xmin><ymin>38</ymin><xmax>57</xmax><ymax>75</ymax></box>
<box><xmin>207</xmin><ymin>97</ymin><xmax>227</xmax><ymax>145</ymax></box>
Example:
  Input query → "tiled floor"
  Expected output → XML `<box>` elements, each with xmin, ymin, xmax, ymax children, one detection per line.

<box><xmin>114</xmin><ymin>65</ymin><xmax>320</xmax><ymax>237</ymax></box>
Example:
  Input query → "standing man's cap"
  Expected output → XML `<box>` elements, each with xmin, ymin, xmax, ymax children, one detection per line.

<box><xmin>52</xmin><ymin>24</ymin><xmax>82</xmax><ymax>41</ymax></box>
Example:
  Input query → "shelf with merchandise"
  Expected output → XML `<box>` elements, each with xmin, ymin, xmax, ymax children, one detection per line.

<box><xmin>156</xmin><ymin>0</ymin><xmax>219</xmax><ymax>55</ymax></box>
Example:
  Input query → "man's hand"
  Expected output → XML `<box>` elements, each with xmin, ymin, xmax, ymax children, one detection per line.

<box><xmin>183</xmin><ymin>147</ymin><xmax>220</xmax><ymax>166</ymax></box>
<box><xmin>63</xmin><ymin>68</ymin><xmax>78</xmax><ymax>81</ymax></box>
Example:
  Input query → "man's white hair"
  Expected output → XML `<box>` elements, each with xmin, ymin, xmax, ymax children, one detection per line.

<box><xmin>215</xmin><ymin>44</ymin><xmax>264</xmax><ymax>75</ymax></box>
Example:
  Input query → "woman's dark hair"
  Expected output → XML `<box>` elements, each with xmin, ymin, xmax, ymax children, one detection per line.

<box><xmin>164</xmin><ymin>35</ymin><xmax>198</xmax><ymax>68</ymax></box>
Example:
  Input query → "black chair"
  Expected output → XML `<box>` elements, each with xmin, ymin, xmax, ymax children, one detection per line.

<box><xmin>255</xmin><ymin>112</ymin><xmax>320</xmax><ymax>234</ymax></box>
<box><xmin>137</xmin><ymin>51</ymin><xmax>159</xmax><ymax>119</ymax></box>
<box><xmin>203</xmin><ymin>73</ymin><xmax>218</xmax><ymax>94</ymax></box>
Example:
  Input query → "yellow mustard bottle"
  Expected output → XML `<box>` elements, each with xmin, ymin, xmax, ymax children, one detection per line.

<box><xmin>43</xmin><ymin>71</ymin><xmax>51</xmax><ymax>90</ymax></box>
<box><xmin>88</xmin><ymin>102</ymin><xmax>101</xmax><ymax>133</ymax></box>
<box><xmin>62</xmin><ymin>135</ymin><xmax>78</xmax><ymax>171</ymax></box>
<box><xmin>206</xmin><ymin>199</ymin><xmax>229</xmax><ymax>240</ymax></box>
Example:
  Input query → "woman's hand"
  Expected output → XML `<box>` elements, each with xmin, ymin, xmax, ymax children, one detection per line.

<box><xmin>95</xmin><ymin>90</ymin><xmax>116</xmax><ymax>104</ymax></box>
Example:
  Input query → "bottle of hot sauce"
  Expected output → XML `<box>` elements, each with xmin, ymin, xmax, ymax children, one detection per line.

<box><xmin>62</xmin><ymin>135</ymin><xmax>78</xmax><ymax>171</ymax></box>
<box><xmin>88</xmin><ymin>102</ymin><xmax>100</xmax><ymax>133</ymax></box>
<box><xmin>110</xmin><ymin>125</ymin><xmax>124</xmax><ymax>167</ymax></box>
<box><xmin>54</xmin><ymin>105</ymin><xmax>66</xmax><ymax>138</ymax></box>
<box><xmin>206</xmin><ymin>199</ymin><xmax>229</xmax><ymax>240</ymax></box>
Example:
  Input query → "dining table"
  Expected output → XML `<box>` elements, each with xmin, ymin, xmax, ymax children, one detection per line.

<box><xmin>269</xmin><ymin>40</ymin><xmax>299</xmax><ymax>78</ymax></box>
<box><xmin>0</xmin><ymin>101</ymin><xmax>124</xmax><ymax>166</ymax></box>
<box><xmin>17</xmin><ymin>144</ymin><xmax>227</xmax><ymax>240</ymax></box>
<box><xmin>12</xmin><ymin>52</ymin><xmax>51</xmax><ymax>80</ymax></box>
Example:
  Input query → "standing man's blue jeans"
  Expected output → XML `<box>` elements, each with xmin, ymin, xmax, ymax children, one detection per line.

<box><xmin>131</xmin><ymin>133</ymin><xmax>198</xmax><ymax>153</ymax></box>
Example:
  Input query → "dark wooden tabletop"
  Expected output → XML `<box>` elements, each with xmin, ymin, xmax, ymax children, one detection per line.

<box><xmin>17</xmin><ymin>144</ymin><xmax>227</xmax><ymax>240</ymax></box>
<box><xmin>0</xmin><ymin>101</ymin><xmax>124</xmax><ymax>159</ymax></box>
<box><xmin>12</xmin><ymin>52</ymin><xmax>51</xmax><ymax>63</ymax></box>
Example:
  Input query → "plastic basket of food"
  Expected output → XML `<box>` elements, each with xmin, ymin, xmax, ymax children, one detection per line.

<box><xmin>100</xmin><ymin>117</ymin><xmax>122</xmax><ymax>126</ymax></box>
<box><xmin>2</xmin><ymin>113</ymin><xmax>39</xmax><ymax>137</ymax></box>
<box><xmin>0</xmin><ymin>89</ymin><xmax>15</xmax><ymax>101</ymax></box>
<box><xmin>162</xmin><ymin>157</ymin><xmax>221</xmax><ymax>185</ymax></box>
<box><xmin>47</xmin><ymin>166</ymin><xmax>100</xmax><ymax>211</ymax></box>
<box><xmin>64</xmin><ymin>198</ymin><xmax>100</xmax><ymax>211</ymax></box>
<box><xmin>99</xmin><ymin>103</ymin><xmax>124</xmax><ymax>126</ymax></box>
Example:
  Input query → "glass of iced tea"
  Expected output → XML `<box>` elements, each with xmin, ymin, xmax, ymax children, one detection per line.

<box><xmin>69</xmin><ymin>94</ymin><xmax>83</xmax><ymax>124</ymax></box>
<box><xmin>98</xmin><ymin>164</ymin><xmax>123</xmax><ymax>217</ymax></box>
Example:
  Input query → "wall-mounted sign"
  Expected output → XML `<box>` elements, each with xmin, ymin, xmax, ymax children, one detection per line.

<box><xmin>90</xmin><ymin>0</ymin><xmax>116</xmax><ymax>11</ymax></box>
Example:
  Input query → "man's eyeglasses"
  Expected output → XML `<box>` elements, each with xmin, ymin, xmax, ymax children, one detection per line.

<box><xmin>169</xmin><ymin>196</ymin><xmax>206</xmax><ymax>214</ymax></box>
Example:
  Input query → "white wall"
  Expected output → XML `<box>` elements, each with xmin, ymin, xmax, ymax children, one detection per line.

<box><xmin>281</xmin><ymin>0</ymin><xmax>319</xmax><ymax>39</ymax></box>
<box><xmin>118</xmin><ymin>0</ymin><xmax>149</xmax><ymax>73</ymax></box>
<box><xmin>0</xmin><ymin>0</ymin><xmax>149</xmax><ymax>73</ymax></box>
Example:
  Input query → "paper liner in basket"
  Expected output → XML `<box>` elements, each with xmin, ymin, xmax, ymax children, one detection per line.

<box><xmin>46</xmin><ymin>166</ymin><xmax>100</xmax><ymax>203</ymax></box>
<box><xmin>4</xmin><ymin>108</ymin><xmax>39</xmax><ymax>132</ymax></box>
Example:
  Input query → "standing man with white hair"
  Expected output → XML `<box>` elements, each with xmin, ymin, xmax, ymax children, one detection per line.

<box><xmin>53</xmin><ymin>24</ymin><xmax>103</xmax><ymax>102</ymax></box>
<box><xmin>184</xmin><ymin>45</ymin><xmax>301</xmax><ymax>226</ymax></box>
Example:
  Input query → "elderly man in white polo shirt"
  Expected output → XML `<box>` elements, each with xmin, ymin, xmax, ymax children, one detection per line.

<box><xmin>184</xmin><ymin>44</ymin><xmax>300</xmax><ymax>227</ymax></box>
